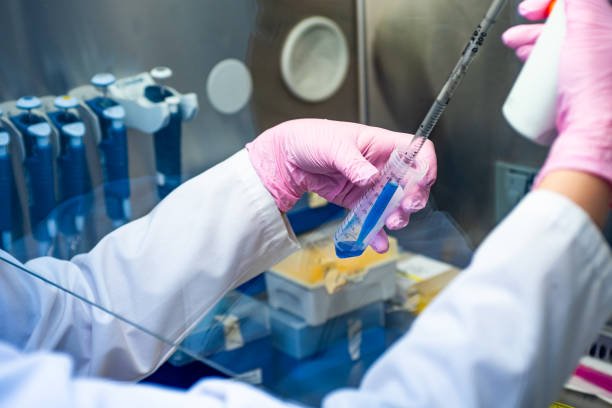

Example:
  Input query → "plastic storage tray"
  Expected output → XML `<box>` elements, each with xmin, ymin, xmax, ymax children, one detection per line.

<box><xmin>169</xmin><ymin>291</ymin><xmax>270</xmax><ymax>366</ymax></box>
<box><xmin>270</xmin><ymin>301</ymin><xmax>384</xmax><ymax>359</ymax></box>
<box><xmin>266</xmin><ymin>259</ymin><xmax>396</xmax><ymax>325</ymax></box>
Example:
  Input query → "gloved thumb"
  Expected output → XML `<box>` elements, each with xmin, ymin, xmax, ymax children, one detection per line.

<box><xmin>336</xmin><ymin>145</ymin><xmax>379</xmax><ymax>187</ymax></box>
<box><xmin>369</xmin><ymin>229</ymin><xmax>390</xmax><ymax>253</ymax></box>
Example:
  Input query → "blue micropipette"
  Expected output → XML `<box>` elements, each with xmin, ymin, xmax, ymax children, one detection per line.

<box><xmin>86</xmin><ymin>73</ymin><xmax>131</xmax><ymax>227</ymax></box>
<box><xmin>334</xmin><ymin>0</ymin><xmax>508</xmax><ymax>258</ymax></box>
<box><xmin>146</xmin><ymin>67</ymin><xmax>182</xmax><ymax>199</ymax></box>
<box><xmin>48</xmin><ymin>95</ymin><xmax>90</xmax><ymax>256</ymax></box>
<box><xmin>11</xmin><ymin>96</ymin><xmax>57</xmax><ymax>255</ymax></box>
<box><xmin>0</xmin><ymin>110</ymin><xmax>12</xmax><ymax>252</ymax></box>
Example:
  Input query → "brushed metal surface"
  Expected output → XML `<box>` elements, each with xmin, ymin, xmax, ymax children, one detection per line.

<box><xmin>249</xmin><ymin>0</ymin><xmax>358</xmax><ymax>132</ymax></box>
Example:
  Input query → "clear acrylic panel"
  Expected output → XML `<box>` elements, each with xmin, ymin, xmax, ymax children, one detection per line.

<box><xmin>0</xmin><ymin>182</ymin><xmax>473</xmax><ymax>405</ymax></box>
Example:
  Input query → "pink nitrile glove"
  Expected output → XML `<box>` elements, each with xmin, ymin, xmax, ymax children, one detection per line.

<box><xmin>535</xmin><ymin>0</ymin><xmax>612</xmax><ymax>187</ymax></box>
<box><xmin>501</xmin><ymin>0</ymin><xmax>549</xmax><ymax>61</ymax></box>
<box><xmin>246</xmin><ymin>119</ymin><xmax>437</xmax><ymax>253</ymax></box>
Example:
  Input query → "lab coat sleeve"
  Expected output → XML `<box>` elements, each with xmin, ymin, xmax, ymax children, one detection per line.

<box><xmin>0</xmin><ymin>341</ymin><xmax>301</xmax><ymax>408</ymax></box>
<box><xmin>325</xmin><ymin>190</ymin><xmax>612</xmax><ymax>408</ymax></box>
<box><xmin>0</xmin><ymin>149</ymin><xmax>299</xmax><ymax>381</ymax></box>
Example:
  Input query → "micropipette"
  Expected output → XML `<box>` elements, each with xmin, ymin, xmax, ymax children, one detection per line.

<box><xmin>334</xmin><ymin>0</ymin><xmax>508</xmax><ymax>258</ymax></box>
<box><xmin>48</xmin><ymin>95</ymin><xmax>90</xmax><ymax>257</ymax></box>
<box><xmin>0</xmin><ymin>111</ymin><xmax>12</xmax><ymax>252</ymax></box>
<box><xmin>87</xmin><ymin>73</ymin><xmax>131</xmax><ymax>228</ymax></box>
<box><xmin>147</xmin><ymin>67</ymin><xmax>183</xmax><ymax>199</ymax></box>
<box><xmin>11</xmin><ymin>96</ymin><xmax>58</xmax><ymax>256</ymax></box>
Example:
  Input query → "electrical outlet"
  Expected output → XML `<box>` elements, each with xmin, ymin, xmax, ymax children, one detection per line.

<box><xmin>494</xmin><ymin>161</ymin><xmax>539</xmax><ymax>222</ymax></box>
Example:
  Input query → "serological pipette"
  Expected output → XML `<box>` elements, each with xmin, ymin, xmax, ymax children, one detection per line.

<box><xmin>334</xmin><ymin>0</ymin><xmax>509</xmax><ymax>258</ymax></box>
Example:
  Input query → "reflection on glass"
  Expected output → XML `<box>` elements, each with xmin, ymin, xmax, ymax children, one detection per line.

<box><xmin>0</xmin><ymin>174</ymin><xmax>473</xmax><ymax>405</ymax></box>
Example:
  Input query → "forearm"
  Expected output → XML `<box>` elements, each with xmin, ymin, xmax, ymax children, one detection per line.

<box><xmin>538</xmin><ymin>170</ymin><xmax>611</xmax><ymax>229</ymax></box>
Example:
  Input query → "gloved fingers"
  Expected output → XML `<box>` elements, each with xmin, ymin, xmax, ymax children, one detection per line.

<box><xmin>407</xmin><ymin>139</ymin><xmax>437</xmax><ymax>211</ymax></box>
<box><xmin>386</xmin><ymin>177</ymin><xmax>431</xmax><ymax>230</ymax></box>
<box><xmin>516</xmin><ymin>44</ymin><xmax>535</xmax><ymax>61</ymax></box>
<box><xmin>411</xmin><ymin>139</ymin><xmax>437</xmax><ymax>186</ymax></box>
<box><xmin>518</xmin><ymin>0</ymin><xmax>552</xmax><ymax>20</ymax></box>
<box><xmin>334</xmin><ymin>144</ymin><xmax>380</xmax><ymax>187</ymax></box>
<box><xmin>357</xmin><ymin>127</ymin><xmax>411</xmax><ymax>168</ymax></box>
<box><xmin>369</xmin><ymin>229</ymin><xmax>390</xmax><ymax>253</ymax></box>
<box><xmin>385</xmin><ymin>208</ymin><xmax>411</xmax><ymax>230</ymax></box>
<box><xmin>501</xmin><ymin>24</ymin><xmax>544</xmax><ymax>50</ymax></box>
<box><xmin>385</xmin><ymin>140</ymin><xmax>436</xmax><ymax>230</ymax></box>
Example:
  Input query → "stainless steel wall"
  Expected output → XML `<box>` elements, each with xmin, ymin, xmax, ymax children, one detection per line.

<box><xmin>0</xmin><ymin>0</ymin><xmax>358</xmax><ymax>178</ymax></box>
<box><xmin>364</xmin><ymin>0</ymin><xmax>549</xmax><ymax>244</ymax></box>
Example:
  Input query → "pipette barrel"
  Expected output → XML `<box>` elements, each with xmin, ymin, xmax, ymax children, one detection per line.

<box><xmin>26</xmin><ymin>145</ymin><xmax>56</xmax><ymax>241</ymax></box>
<box><xmin>153</xmin><ymin>112</ymin><xmax>182</xmax><ymax>199</ymax></box>
<box><xmin>99</xmin><ymin>123</ymin><xmax>130</xmax><ymax>221</ymax></box>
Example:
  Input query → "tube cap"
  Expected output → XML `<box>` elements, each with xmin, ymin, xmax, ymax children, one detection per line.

<box><xmin>91</xmin><ymin>73</ymin><xmax>116</xmax><ymax>88</ymax></box>
<box><xmin>54</xmin><ymin>95</ymin><xmax>79</xmax><ymax>110</ymax></box>
<box><xmin>17</xmin><ymin>96</ymin><xmax>42</xmax><ymax>111</ymax></box>
<box><xmin>150</xmin><ymin>66</ymin><xmax>173</xmax><ymax>81</ymax></box>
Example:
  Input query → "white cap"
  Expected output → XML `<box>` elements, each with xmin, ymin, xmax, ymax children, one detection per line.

<box><xmin>62</xmin><ymin>122</ymin><xmax>86</xmax><ymax>138</ymax></box>
<box><xmin>91</xmin><ymin>73</ymin><xmax>116</xmax><ymax>88</ymax></box>
<box><xmin>150</xmin><ymin>66</ymin><xmax>173</xmax><ymax>81</ymax></box>
<box><xmin>28</xmin><ymin>122</ymin><xmax>51</xmax><ymax>138</ymax></box>
<box><xmin>17</xmin><ymin>96</ymin><xmax>42</xmax><ymax>110</ymax></box>
<box><xmin>102</xmin><ymin>105</ymin><xmax>125</xmax><ymax>121</ymax></box>
<box><xmin>54</xmin><ymin>95</ymin><xmax>79</xmax><ymax>110</ymax></box>
<box><xmin>165</xmin><ymin>95</ymin><xmax>180</xmax><ymax>105</ymax></box>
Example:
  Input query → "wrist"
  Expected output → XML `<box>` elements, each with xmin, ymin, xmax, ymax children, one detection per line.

<box><xmin>246</xmin><ymin>131</ymin><xmax>302</xmax><ymax>212</ymax></box>
<box><xmin>534</xmin><ymin>127</ymin><xmax>612</xmax><ymax>188</ymax></box>
<box><xmin>537</xmin><ymin>169</ymin><xmax>611</xmax><ymax>228</ymax></box>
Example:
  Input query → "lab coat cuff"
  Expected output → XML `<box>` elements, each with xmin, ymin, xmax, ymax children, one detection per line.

<box><xmin>498</xmin><ymin>190</ymin><xmax>612</xmax><ymax>281</ymax></box>
<box><xmin>518</xmin><ymin>190</ymin><xmax>608</xmax><ymax>252</ymax></box>
<box><xmin>232</xmin><ymin>149</ymin><xmax>300</xmax><ymax>284</ymax></box>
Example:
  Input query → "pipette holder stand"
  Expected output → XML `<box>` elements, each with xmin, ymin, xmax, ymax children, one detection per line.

<box><xmin>108</xmin><ymin>71</ymin><xmax>198</xmax><ymax>199</ymax></box>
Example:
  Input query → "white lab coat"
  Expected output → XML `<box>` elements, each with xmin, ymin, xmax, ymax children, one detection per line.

<box><xmin>1</xmin><ymin>149</ymin><xmax>611</xmax><ymax>408</ymax></box>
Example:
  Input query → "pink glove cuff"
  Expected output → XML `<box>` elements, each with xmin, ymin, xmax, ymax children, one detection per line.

<box><xmin>534</xmin><ymin>127</ymin><xmax>612</xmax><ymax>187</ymax></box>
<box><xmin>246</xmin><ymin>133</ymin><xmax>301</xmax><ymax>213</ymax></box>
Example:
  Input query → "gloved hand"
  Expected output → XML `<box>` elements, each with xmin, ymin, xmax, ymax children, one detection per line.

<box><xmin>246</xmin><ymin>119</ymin><xmax>437</xmax><ymax>253</ymax></box>
<box><xmin>536</xmin><ymin>0</ymin><xmax>612</xmax><ymax>186</ymax></box>
<box><xmin>501</xmin><ymin>0</ymin><xmax>550</xmax><ymax>61</ymax></box>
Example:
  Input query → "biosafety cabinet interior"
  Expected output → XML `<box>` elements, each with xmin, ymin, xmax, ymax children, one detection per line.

<box><xmin>1</xmin><ymin>1</ymin><xmax>609</xmax><ymax>406</ymax></box>
<box><xmin>0</xmin><ymin>0</ymin><xmax>555</xmax><ymax>254</ymax></box>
